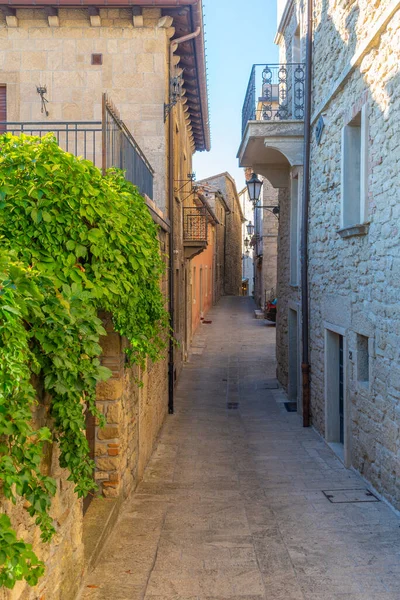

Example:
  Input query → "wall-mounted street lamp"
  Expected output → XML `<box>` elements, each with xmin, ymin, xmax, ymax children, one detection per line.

<box><xmin>245</xmin><ymin>172</ymin><xmax>280</xmax><ymax>219</ymax></box>
<box><xmin>244</xmin><ymin>237</ymin><xmax>250</xmax><ymax>251</ymax></box>
<box><xmin>246</xmin><ymin>172</ymin><xmax>263</xmax><ymax>207</ymax></box>
<box><xmin>247</xmin><ymin>221</ymin><xmax>255</xmax><ymax>236</ymax></box>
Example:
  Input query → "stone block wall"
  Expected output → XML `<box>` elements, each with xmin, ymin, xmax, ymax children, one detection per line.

<box><xmin>277</xmin><ymin>0</ymin><xmax>400</xmax><ymax>508</ymax></box>
<box><xmin>307</xmin><ymin>2</ymin><xmax>400</xmax><ymax>509</ymax></box>
<box><xmin>275</xmin><ymin>185</ymin><xmax>300</xmax><ymax>390</ymax></box>
<box><xmin>200</xmin><ymin>173</ymin><xmax>243</xmax><ymax>296</ymax></box>
<box><xmin>254</xmin><ymin>179</ymin><xmax>278</xmax><ymax>309</ymax></box>
<box><xmin>0</xmin><ymin>7</ymin><xmax>170</xmax><ymax>210</ymax></box>
<box><xmin>1</xmin><ymin>227</ymin><xmax>170</xmax><ymax>600</ymax></box>
<box><xmin>0</xmin><ymin>408</ymin><xmax>84</xmax><ymax>600</ymax></box>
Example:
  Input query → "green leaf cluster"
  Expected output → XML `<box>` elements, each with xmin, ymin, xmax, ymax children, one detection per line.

<box><xmin>0</xmin><ymin>134</ymin><xmax>168</xmax><ymax>589</ymax></box>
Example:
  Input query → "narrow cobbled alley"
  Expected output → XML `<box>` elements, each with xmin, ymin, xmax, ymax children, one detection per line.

<box><xmin>80</xmin><ymin>297</ymin><xmax>400</xmax><ymax>600</ymax></box>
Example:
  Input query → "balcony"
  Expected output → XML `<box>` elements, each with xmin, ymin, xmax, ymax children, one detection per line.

<box><xmin>0</xmin><ymin>95</ymin><xmax>154</xmax><ymax>200</ymax></box>
<box><xmin>238</xmin><ymin>64</ymin><xmax>305</xmax><ymax>188</ymax></box>
<box><xmin>183</xmin><ymin>206</ymin><xmax>208</xmax><ymax>259</ymax></box>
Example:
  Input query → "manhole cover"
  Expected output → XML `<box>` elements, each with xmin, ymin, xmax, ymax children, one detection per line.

<box><xmin>227</xmin><ymin>402</ymin><xmax>239</xmax><ymax>410</ymax></box>
<box><xmin>284</xmin><ymin>402</ymin><xmax>297</xmax><ymax>412</ymax></box>
<box><xmin>322</xmin><ymin>489</ymin><xmax>380</xmax><ymax>503</ymax></box>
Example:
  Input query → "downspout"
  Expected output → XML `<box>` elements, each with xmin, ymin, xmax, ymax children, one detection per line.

<box><xmin>301</xmin><ymin>0</ymin><xmax>313</xmax><ymax>427</ymax></box>
<box><xmin>168</xmin><ymin>26</ymin><xmax>201</xmax><ymax>415</ymax></box>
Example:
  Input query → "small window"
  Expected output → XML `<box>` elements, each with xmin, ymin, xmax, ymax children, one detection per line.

<box><xmin>341</xmin><ymin>106</ymin><xmax>368</xmax><ymax>228</ymax></box>
<box><xmin>357</xmin><ymin>334</ymin><xmax>369</xmax><ymax>384</ymax></box>
<box><xmin>292</xmin><ymin>26</ymin><xmax>301</xmax><ymax>63</ymax></box>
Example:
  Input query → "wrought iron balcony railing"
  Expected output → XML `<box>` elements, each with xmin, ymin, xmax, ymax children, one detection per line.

<box><xmin>103</xmin><ymin>95</ymin><xmax>154</xmax><ymax>199</ymax></box>
<box><xmin>0</xmin><ymin>121</ymin><xmax>102</xmax><ymax>164</ymax></box>
<box><xmin>183</xmin><ymin>207</ymin><xmax>208</xmax><ymax>243</ymax></box>
<box><xmin>0</xmin><ymin>95</ymin><xmax>154</xmax><ymax>199</ymax></box>
<box><xmin>242</xmin><ymin>63</ymin><xmax>305</xmax><ymax>135</ymax></box>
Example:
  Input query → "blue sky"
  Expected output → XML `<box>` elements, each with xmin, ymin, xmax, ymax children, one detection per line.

<box><xmin>193</xmin><ymin>0</ymin><xmax>278</xmax><ymax>190</ymax></box>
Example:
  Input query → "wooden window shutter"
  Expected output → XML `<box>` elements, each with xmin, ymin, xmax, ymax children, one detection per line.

<box><xmin>0</xmin><ymin>86</ymin><xmax>6</xmax><ymax>133</ymax></box>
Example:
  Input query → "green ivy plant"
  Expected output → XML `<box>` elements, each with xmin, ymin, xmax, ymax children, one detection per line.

<box><xmin>0</xmin><ymin>134</ymin><xmax>168</xmax><ymax>589</ymax></box>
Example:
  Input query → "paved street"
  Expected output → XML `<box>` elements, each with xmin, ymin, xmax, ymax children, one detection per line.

<box><xmin>80</xmin><ymin>297</ymin><xmax>400</xmax><ymax>600</ymax></box>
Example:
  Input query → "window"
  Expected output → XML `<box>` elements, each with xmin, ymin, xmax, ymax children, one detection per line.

<box><xmin>0</xmin><ymin>86</ymin><xmax>6</xmax><ymax>133</ymax></box>
<box><xmin>292</xmin><ymin>26</ymin><xmax>301</xmax><ymax>63</ymax></box>
<box><xmin>341</xmin><ymin>106</ymin><xmax>368</xmax><ymax>228</ymax></box>
<box><xmin>325</xmin><ymin>328</ymin><xmax>346</xmax><ymax>453</ymax></box>
<box><xmin>192</xmin><ymin>267</ymin><xmax>196</xmax><ymax>304</ymax></box>
<box><xmin>205</xmin><ymin>266</ymin><xmax>208</xmax><ymax>297</ymax></box>
<box><xmin>290</xmin><ymin>175</ymin><xmax>300</xmax><ymax>286</ymax></box>
<box><xmin>357</xmin><ymin>334</ymin><xmax>369</xmax><ymax>384</ymax></box>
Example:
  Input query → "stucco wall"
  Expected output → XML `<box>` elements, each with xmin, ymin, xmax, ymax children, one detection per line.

<box><xmin>191</xmin><ymin>224</ymin><xmax>215</xmax><ymax>335</ymax></box>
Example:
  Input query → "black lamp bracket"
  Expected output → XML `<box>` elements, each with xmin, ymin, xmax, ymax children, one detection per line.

<box><xmin>37</xmin><ymin>85</ymin><xmax>49</xmax><ymax>117</ymax></box>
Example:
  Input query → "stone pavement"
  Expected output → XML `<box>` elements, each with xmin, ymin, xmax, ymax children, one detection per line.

<box><xmin>79</xmin><ymin>297</ymin><xmax>400</xmax><ymax>600</ymax></box>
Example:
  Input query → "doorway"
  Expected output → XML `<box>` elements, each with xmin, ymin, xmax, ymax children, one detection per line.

<box><xmin>199</xmin><ymin>267</ymin><xmax>203</xmax><ymax>315</ymax></box>
<box><xmin>325</xmin><ymin>326</ymin><xmax>349</xmax><ymax>464</ymax></box>
<box><xmin>288</xmin><ymin>309</ymin><xmax>299</xmax><ymax>405</ymax></box>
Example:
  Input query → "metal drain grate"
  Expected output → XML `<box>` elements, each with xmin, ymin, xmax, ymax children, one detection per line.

<box><xmin>265</xmin><ymin>380</ymin><xmax>279</xmax><ymax>389</ymax></box>
<box><xmin>227</xmin><ymin>402</ymin><xmax>239</xmax><ymax>410</ymax></box>
<box><xmin>322</xmin><ymin>489</ymin><xmax>380</xmax><ymax>503</ymax></box>
<box><xmin>284</xmin><ymin>402</ymin><xmax>297</xmax><ymax>412</ymax></box>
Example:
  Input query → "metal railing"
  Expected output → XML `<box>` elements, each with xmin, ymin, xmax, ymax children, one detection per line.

<box><xmin>183</xmin><ymin>207</ymin><xmax>208</xmax><ymax>243</ymax></box>
<box><xmin>102</xmin><ymin>94</ymin><xmax>154</xmax><ymax>199</ymax></box>
<box><xmin>242</xmin><ymin>63</ymin><xmax>305</xmax><ymax>135</ymax></box>
<box><xmin>0</xmin><ymin>122</ymin><xmax>102</xmax><ymax>166</ymax></box>
<box><xmin>0</xmin><ymin>94</ymin><xmax>155</xmax><ymax>199</ymax></box>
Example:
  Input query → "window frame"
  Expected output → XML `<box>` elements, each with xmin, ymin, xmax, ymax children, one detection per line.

<box><xmin>340</xmin><ymin>104</ymin><xmax>369</xmax><ymax>229</ymax></box>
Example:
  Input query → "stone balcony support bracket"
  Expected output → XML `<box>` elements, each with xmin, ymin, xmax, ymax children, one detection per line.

<box><xmin>238</xmin><ymin>120</ymin><xmax>304</xmax><ymax>188</ymax></box>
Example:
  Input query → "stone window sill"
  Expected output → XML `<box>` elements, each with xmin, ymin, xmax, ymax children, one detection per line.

<box><xmin>337</xmin><ymin>223</ymin><xmax>369</xmax><ymax>239</ymax></box>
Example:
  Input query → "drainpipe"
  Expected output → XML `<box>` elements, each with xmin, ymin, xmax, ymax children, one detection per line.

<box><xmin>168</xmin><ymin>27</ymin><xmax>201</xmax><ymax>415</ymax></box>
<box><xmin>301</xmin><ymin>0</ymin><xmax>313</xmax><ymax>427</ymax></box>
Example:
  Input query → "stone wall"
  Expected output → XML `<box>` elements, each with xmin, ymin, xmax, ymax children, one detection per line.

<box><xmin>200</xmin><ymin>173</ymin><xmax>243</xmax><ymax>296</ymax></box>
<box><xmin>254</xmin><ymin>179</ymin><xmax>278</xmax><ymax>309</ymax></box>
<box><xmin>214</xmin><ymin>196</ymin><xmax>227</xmax><ymax>304</ymax></box>
<box><xmin>0</xmin><ymin>440</ymin><xmax>84</xmax><ymax>600</ymax></box>
<box><xmin>307</xmin><ymin>2</ymin><xmax>400</xmax><ymax>509</ymax></box>
<box><xmin>277</xmin><ymin>0</ymin><xmax>400</xmax><ymax>508</ymax></box>
<box><xmin>0</xmin><ymin>7</ymin><xmax>170</xmax><ymax>210</ymax></box>
<box><xmin>0</xmin><ymin>225</ymin><xmax>170</xmax><ymax>600</ymax></box>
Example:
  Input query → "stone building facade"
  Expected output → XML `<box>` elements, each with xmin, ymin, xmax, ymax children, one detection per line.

<box><xmin>238</xmin><ymin>186</ymin><xmax>254</xmax><ymax>297</ymax></box>
<box><xmin>307</xmin><ymin>0</ymin><xmax>400</xmax><ymax>509</ymax></box>
<box><xmin>253</xmin><ymin>177</ymin><xmax>279</xmax><ymax>309</ymax></box>
<box><xmin>241</xmin><ymin>0</ymin><xmax>400</xmax><ymax>511</ymax></box>
<box><xmin>198</xmin><ymin>173</ymin><xmax>245</xmax><ymax>297</ymax></box>
<box><xmin>0</xmin><ymin>1</ymin><xmax>210</xmax><ymax>598</ymax></box>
